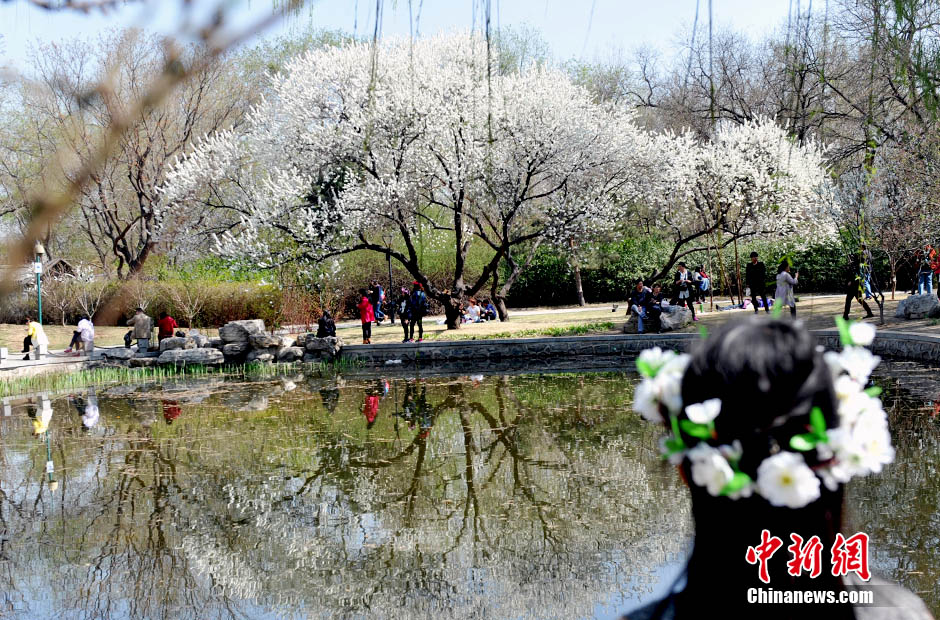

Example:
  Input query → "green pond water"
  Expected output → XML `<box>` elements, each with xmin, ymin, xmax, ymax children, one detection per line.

<box><xmin>0</xmin><ymin>362</ymin><xmax>937</xmax><ymax>619</ymax></box>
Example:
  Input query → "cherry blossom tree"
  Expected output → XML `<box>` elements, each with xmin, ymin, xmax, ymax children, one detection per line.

<box><xmin>160</xmin><ymin>34</ymin><xmax>643</xmax><ymax>328</ymax></box>
<box><xmin>638</xmin><ymin>118</ymin><xmax>831</xmax><ymax>287</ymax></box>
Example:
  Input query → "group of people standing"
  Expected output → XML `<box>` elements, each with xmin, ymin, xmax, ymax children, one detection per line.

<box><xmin>358</xmin><ymin>281</ymin><xmax>429</xmax><ymax>344</ymax></box>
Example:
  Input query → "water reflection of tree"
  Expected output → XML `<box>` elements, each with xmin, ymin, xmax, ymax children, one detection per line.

<box><xmin>0</xmin><ymin>375</ymin><xmax>694</xmax><ymax>619</ymax></box>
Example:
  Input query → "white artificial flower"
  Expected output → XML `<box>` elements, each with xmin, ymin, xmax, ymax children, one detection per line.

<box><xmin>637</xmin><ymin>347</ymin><xmax>677</xmax><ymax>377</ymax></box>
<box><xmin>833</xmin><ymin>375</ymin><xmax>863</xmax><ymax>403</ymax></box>
<box><xmin>689</xmin><ymin>445</ymin><xmax>735</xmax><ymax>496</ymax></box>
<box><xmin>835</xmin><ymin>346</ymin><xmax>881</xmax><ymax>384</ymax></box>
<box><xmin>659</xmin><ymin>353</ymin><xmax>691</xmax><ymax>378</ymax></box>
<box><xmin>633</xmin><ymin>379</ymin><xmax>661</xmax><ymax>422</ymax></box>
<box><xmin>686</xmin><ymin>398</ymin><xmax>722</xmax><ymax>424</ymax></box>
<box><xmin>833</xmin><ymin>418</ymin><xmax>894</xmax><ymax>477</ymax></box>
<box><xmin>756</xmin><ymin>452</ymin><xmax>821</xmax><ymax>508</ymax></box>
<box><xmin>718</xmin><ymin>440</ymin><xmax>744</xmax><ymax>462</ymax></box>
<box><xmin>848</xmin><ymin>322</ymin><xmax>876</xmax><ymax>346</ymax></box>
<box><xmin>837</xmin><ymin>391</ymin><xmax>880</xmax><ymax>426</ymax></box>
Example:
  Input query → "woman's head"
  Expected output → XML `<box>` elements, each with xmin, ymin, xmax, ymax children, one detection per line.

<box><xmin>778</xmin><ymin>260</ymin><xmax>790</xmax><ymax>273</ymax></box>
<box><xmin>359</xmin><ymin>288</ymin><xmax>368</xmax><ymax>297</ymax></box>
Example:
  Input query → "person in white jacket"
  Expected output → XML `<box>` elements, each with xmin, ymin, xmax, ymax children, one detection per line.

<box><xmin>774</xmin><ymin>262</ymin><xmax>799</xmax><ymax>317</ymax></box>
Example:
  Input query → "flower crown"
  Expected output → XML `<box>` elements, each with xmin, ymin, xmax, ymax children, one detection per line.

<box><xmin>632</xmin><ymin>319</ymin><xmax>894</xmax><ymax>509</ymax></box>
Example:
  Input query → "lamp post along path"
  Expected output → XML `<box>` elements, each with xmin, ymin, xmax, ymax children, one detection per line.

<box><xmin>34</xmin><ymin>241</ymin><xmax>45</xmax><ymax>325</ymax></box>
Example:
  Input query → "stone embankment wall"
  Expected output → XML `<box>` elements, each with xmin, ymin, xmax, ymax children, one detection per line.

<box><xmin>340</xmin><ymin>330</ymin><xmax>940</xmax><ymax>369</ymax></box>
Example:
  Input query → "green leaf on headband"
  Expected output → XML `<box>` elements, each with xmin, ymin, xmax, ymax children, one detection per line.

<box><xmin>662</xmin><ymin>436</ymin><xmax>686</xmax><ymax>459</ymax></box>
<box><xmin>698</xmin><ymin>325</ymin><xmax>709</xmax><ymax>339</ymax></box>
<box><xmin>864</xmin><ymin>386</ymin><xmax>882</xmax><ymax>397</ymax></box>
<box><xmin>835</xmin><ymin>315</ymin><xmax>853</xmax><ymax>346</ymax></box>
<box><xmin>636</xmin><ymin>358</ymin><xmax>655</xmax><ymax>378</ymax></box>
<box><xmin>790</xmin><ymin>434</ymin><xmax>818</xmax><ymax>451</ymax></box>
<box><xmin>680</xmin><ymin>419</ymin><xmax>713</xmax><ymax>439</ymax></box>
<box><xmin>771</xmin><ymin>299</ymin><xmax>784</xmax><ymax>318</ymax></box>
<box><xmin>720</xmin><ymin>472</ymin><xmax>753</xmax><ymax>496</ymax></box>
<box><xmin>809</xmin><ymin>406</ymin><xmax>827</xmax><ymax>436</ymax></box>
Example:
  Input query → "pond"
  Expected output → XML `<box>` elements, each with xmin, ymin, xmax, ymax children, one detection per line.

<box><xmin>0</xmin><ymin>362</ymin><xmax>937</xmax><ymax>619</ymax></box>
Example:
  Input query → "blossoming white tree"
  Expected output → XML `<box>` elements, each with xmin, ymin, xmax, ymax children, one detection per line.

<box><xmin>638</xmin><ymin>118</ymin><xmax>831</xmax><ymax>285</ymax></box>
<box><xmin>160</xmin><ymin>34</ymin><xmax>644</xmax><ymax>327</ymax></box>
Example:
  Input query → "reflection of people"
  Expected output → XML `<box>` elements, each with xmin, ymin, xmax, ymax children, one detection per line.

<box><xmin>400</xmin><ymin>383</ymin><xmax>433</xmax><ymax>438</ymax></box>
<box><xmin>81</xmin><ymin>391</ymin><xmax>99</xmax><ymax>429</ymax></box>
<box><xmin>162</xmin><ymin>400</ymin><xmax>181</xmax><ymax>425</ymax></box>
<box><xmin>623</xmin><ymin>318</ymin><xmax>929</xmax><ymax>619</ymax></box>
<box><xmin>29</xmin><ymin>398</ymin><xmax>53</xmax><ymax>436</ymax></box>
<box><xmin>362</xmin><ymin>391</ymin><xmax>380</xmax><ymax>428</ymax></box>
<box><xmin>319</xmin><ymin>386</ymin><xmax>340</xmax><ymax>414</ymax></box>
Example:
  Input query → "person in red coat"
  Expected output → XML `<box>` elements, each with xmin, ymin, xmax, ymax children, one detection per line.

<box><xmin>358</xmin><ymin>289</ymin><xmax>375</xmax><ymax>344</ymax></box>
<box><xmin>157</xmin><ymin>312</ymin><xmax>178</xmax><ymax>342</ymax></box>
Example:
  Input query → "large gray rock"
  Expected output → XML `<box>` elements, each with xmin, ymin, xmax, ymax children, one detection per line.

<box><xmin>206</xmin><ymin>337</ymin><xmax>224</xmax><ymax>349</ymax></box>
<box><xmin>219</xmin><ymin>319</ymin><xmax>266</xmax><ymax>343</ymax></box>
<box><xmin>102</xmin><ymin>348</ymin><xmax>136</xmax><ymax>360</ymax></box>
<box><xmin>158</xmin><ymin>348</ymin><xmax>225</xmax><ymax>366</ymax></box>
<box><xmin>293</xmin><ymin>333</ymin><xmax>308</xmax><ymax>348</ymax></box>
<box><xmin>895</xmin><ymin>294</ymin><xmax>940</xmax><ymax>319</ymax></box>
<box><xmin>250</xmin><ymin>332</ymin><xmax>281</xmax><ymax>349</ymax></box>
<box><xmin>246</xmin><ymin>351</ymin><xmax>274</xmax><ymax>364</ymax></box>
<box><xmin>277</xmin><ymin>346</ymin><xmax>305</xmax><ymax>363</ymax></box>
<box><xmin>189</xmin><ymin>331</ymin><xmax>209</xmax><ymax>348</ymax></box>
<box><xmin>279</xmin><ymin>335</ymin><xmax>296</xmax><ymax>348</ymax></box>
<box><xmin>622</xmin><ymin>307</ymin><xmax>692</xmax><ymax>333</ymax></box>
<box><xmin>221</xmin><ymin>342</ymin><xmax>249</xmax><ymax>357</ymax></box>
<box><xmin>159</xmin><ymin>337</ymin><xmax>195</xmax><ymax>352</ymax></box>
<box><xmin>304</xmin><ymin>336</ymin><xmax>343</xmax><ymax>360</ymax></box>
<box><xmin>130</xmin><ymin>357</ymin><xmax>159</xmax><ymax>368</ymax></box>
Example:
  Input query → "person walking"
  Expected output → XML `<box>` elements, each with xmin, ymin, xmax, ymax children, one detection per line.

<box><xmin>745</xmin><ymin>252</ymin><xmax>769</xmax><ymax>314</ymax></box>
<box><xmin>357</xmin><ymin>289</ymin><xmax>374</xmax><ymax>344</ymax></box>
<box><xmin>860</xmin><ymin>244</ymin><xmax>875</xmax><ymax>300</ymax></box>
<box><xmin>674</xmin><ymin>262</ymin><xmax>698</xmax><ymax>322</ymax></box>
<box><xmin>22</xmin><ymin>316</ymin><xmax>49</xmax><ymax>360</ymax></box>
<box><xmin>396</xmin><ymin>287</ymin><xmax>411</xmax><ymax>342</ymax></box>
<box><xmin>843</xmin><ymin>253</ymin><xmax>875</xmax><ymax>321</ymax></box>
<box><xmin>774</xmin><ymin>261</ymin><xmax>799</xmax><ymax>317</ymax></box>
<box><xmin>408</xmin><ymin>281</ymin><xmax>429</xmax><ymax>342</ymax></box>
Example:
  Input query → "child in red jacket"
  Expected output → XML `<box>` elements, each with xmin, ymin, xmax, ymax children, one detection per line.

<box><xmin>358</xmin><ymin>289</ymin><xmax>375</xmax><ymax>344</ymax></box>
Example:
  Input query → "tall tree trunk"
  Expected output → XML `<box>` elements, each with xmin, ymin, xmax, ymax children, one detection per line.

<box><xmin>444</xmin><ymin>297</ymin><xmax>462</xmax><ymax>330</ymax></box>
<box><xmin>889</xmin><ymin>256</ymin><xmax>897</xmax><ymax>300</ymax></box>
<box><xmin>570</xmin><ymin>240</ymin><xmax>586</xmax><ymax>306</ymax></box>
<box><xmin>733</xmin><ymin>234</ymin><xmax>744</xmax><ymax>306</ymax></box>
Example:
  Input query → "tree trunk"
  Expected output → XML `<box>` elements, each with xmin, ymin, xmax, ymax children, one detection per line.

<box><xmin>570</xmin><ymin>240</ymin><xmax>586</xmax><ymax>306</ymax></box>
<box><xmin>733</xmin><ymin>235</ymin><xmax>744</xmax><ymax>306</ymax></box>
<box><xmin>493</xmin><ymin>295</ymin><xmax>509</xmax><ymax>321</ymax></box>
<box><xmin>444</xmin><ymin>297</ymin><xmax>462</xmax><ymax>330</ymax></box>
<box><xmin>889</xmin><ymin>256</ymin><xmax>897</xmax><ymax>300</ymax></box>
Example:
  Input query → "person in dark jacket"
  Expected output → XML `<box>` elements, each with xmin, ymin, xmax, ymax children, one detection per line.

<box><xmin>316</xmin><ymin>310</ymin><xmax>336</xmax><ymax>338</ymax></box>
<box><xmin>745</xmin><ymin>252</ymin><xmax>769</xmax><ymax>314</ymax></box>
<box><xmin>408</xmin><ymin>282</ymin><xmax>429</xmax><ymax>342</ymax></box>
<box><xmin>628</xmin><ymin>279</ymin><xmax>653</xmax><ymax>334</ymax></box>
<box><xmin>843</xmin><ymin>254</ymin><xmax>875</xmax><ymax>321</ymax></box>
<box><xmin>395</xmin><ymin>287</ymin><xmax>411</xmax><ymax>343</ymax></box>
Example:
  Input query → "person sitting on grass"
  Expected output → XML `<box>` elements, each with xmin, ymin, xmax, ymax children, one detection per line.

<box><xmin>466</xmin><ymin>298</ymin><xmax>482</xmax><ymax>323</ymax></box>
<box><xmin>482</xmin><ymin>299</ymin><xmax>498</xmax><ymax>321</ymax></box>
<box><xmin>22</xmin><ymin>315</ymin><xmax>49</xmax><ymax>361</ymax></box>
<box><xmin>624</xmin><ymin>318</ymin><xmax>928</xmax><ymax>620</ymax></box>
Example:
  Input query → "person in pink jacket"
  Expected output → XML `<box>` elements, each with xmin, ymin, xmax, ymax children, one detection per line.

<box><xmin>358</xmin><ymin>289</ymin><xmax>375</xmax><ymax>344</ymax></box>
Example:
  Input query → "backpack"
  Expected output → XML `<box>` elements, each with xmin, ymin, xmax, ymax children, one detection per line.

<box><xmin>411</xmin><ymin>290</ymin><xmax>429</xmax><ymax>316</ymax></box>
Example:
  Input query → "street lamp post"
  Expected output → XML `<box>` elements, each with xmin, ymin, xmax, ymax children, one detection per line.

<box><xmin>383</xmin><ymin>234</ymin><xmax>395</xmax><ymax>325</ymax></box>
<box><xmin>34</xmin><ymin>240</ymin><xmax>45</xmax><ymax>324</ymax></box>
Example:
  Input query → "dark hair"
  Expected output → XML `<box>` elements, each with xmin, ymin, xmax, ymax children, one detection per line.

<box><xmin>635</xmin><ymin>279</ymin><xmax>644</xmax><ymax>286</ymax></box>
<box><xmin>678</xmin><ymin>262</ymin><xmax>687</xmax><ymax>268</ymax></box>
<box><xmin>750</xmin><ymin>251</ymin><xmax>759</xmax><ymax>258</ymax></box>
<box><xmin>159</xmin><ymin>311</ymin><xmax>167</xmax><ymax>319</ymax></box>
<box><xmin>136</xmin><ymin>307</ymin><xmax>144</xmax><ymax>312</ymax></box>
<box><xmin>778</xmin><ymin>260</ymin><xmax>790</xmax><ymax>273</ymax></box>
<box><xmin>359</xmin><ymin>288</ymin><xmax>368</xmax><ymax>297</ymax></box>
<box><xmin>321</xmin><ymin>310</ymin><xmax>331</xmax><ymax>320</ymax></box>
<box><xmin>671</xmin><ymin>318</ymin><xmax>849</xmax><ymax>615</ymax></box>
<box><xmin>25</xmin><ymin>315</ymin><xmax>33</xmax><ymax>323</ymax></box>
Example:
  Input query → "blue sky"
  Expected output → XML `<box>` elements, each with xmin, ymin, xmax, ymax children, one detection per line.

<box><xmin>1</xmin><ymin>0</ymin><xmax>795</xmax><ymax>71</ymax></box>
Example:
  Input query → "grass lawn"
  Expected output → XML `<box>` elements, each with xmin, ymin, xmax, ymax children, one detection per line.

<box><xmin>2</xmin><ymin>294</ymin><xmax>931</xmax><ymax>354</ymax></box>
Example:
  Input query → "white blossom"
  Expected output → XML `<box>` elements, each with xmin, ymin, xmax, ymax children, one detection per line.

<box><xmin>848</xmin><ymin>322</ymin><xmax>876</xmax><ymax>346</ymax></box>
<box><xmin>756</xmin><ymin>452</ymin><xmax>821</xmax><ymax>508</ymax></box>
<box><xmin>689</xmin><ymin>444</ymin><xmax>735</xmax><ymax>497</ymax></box>
<box><xmin>685</xmin><ymin>398</ymin><xmax>722</xmax><ymax>424</ymax></box>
